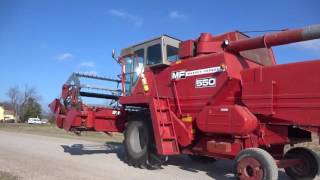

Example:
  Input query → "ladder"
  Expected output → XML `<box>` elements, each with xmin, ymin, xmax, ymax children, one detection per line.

<box><xmin>149</xmin><ymin>97</ymin><xmax>180</xmax><ymax>155</ymax></box>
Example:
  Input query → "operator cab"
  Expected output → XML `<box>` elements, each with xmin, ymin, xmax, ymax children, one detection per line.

<box><xmin>120</xmin><ymin>35</ymin><xmax>181</xmax><ymax>95</ymax></box>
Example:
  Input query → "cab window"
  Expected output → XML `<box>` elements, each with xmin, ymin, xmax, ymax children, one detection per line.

<box><xmin>133</xmin><ymin>49</ymin><xmax>144</xmax><ymax>85</ymax></box>
<box><xmin>147</xmin><ymin>44</ymin><xmax>162</xmax><ymax>65</ymax></box>
<box><xmin>166</xmin><ymin>45</ymin><xmax>179</xmax><ymax>62</ymax></box>
<box><xmin>124</xmin><ymin>56</ymin><xmax>132</xmax><ymax>95</ymax></box>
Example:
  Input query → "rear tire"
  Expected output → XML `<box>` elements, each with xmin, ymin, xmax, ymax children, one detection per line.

<box><xmin>235</xmin><ymin>148</ymin><xmax>278</xmax><ymax>180</ymax></box>
<box><xmin>284</xmin><ymin>147</ymin><xmax>320</xmax><ymax>180</ymax></box>
<box><xmin>124</xmin><ymin>120</ymin><xmax>166</xmax><ymax>169</ymax></box>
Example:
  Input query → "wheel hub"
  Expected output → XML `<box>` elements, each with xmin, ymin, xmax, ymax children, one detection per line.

<box><xmin>237</xmin><ymin>157</ymin><xmax>263</xmax><ymax>180</ymax></box>
<box><xmin>284</xmin><ymin>147</ymin><xmax>319</xmax><ymax>179</ymax></box>
<box><xmin>289</xmin><ymin>158</ymin><xmax>310</xmax><ymax>176</ymax></box>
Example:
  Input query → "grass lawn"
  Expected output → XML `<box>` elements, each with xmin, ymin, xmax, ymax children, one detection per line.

<box><xmin>0</xmin><ymin>123</ymin><xmax>123</xmax><ymax>143</ymax></box>
<box><xmin>0</xmin><ymin>171</ymin><xmax>19</xmax><ymax>180</ymax></box>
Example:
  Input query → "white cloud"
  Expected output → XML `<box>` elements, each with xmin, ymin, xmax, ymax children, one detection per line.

<box><xmin>78</xmin><ymin>61</ymin><xmax>95</xmax><ymax>68</ymax></box>
<box><xmin>292</xmin><ymin>39</ymin><xmax>320</xmax><ymax>52</ymax></box>
<box><xmin>79</xmin><ymin>71</ymin><xmax>98</xmax><ymax>76</ymax></box>
<box><xmin>289</xmin><ymin>39</ymin><xmax>320</xmax><ymax>56</ymax></box>
<box><xmin>169</xmin><ymin>10</ymin><xmax>187</xmax><ymax>20</ymax></box>
<box><xmin>108</xmin><ymin>9</ymin><xmax>126</xmax><ymax>17</ymax></box>
<box><xmin>108</xmin><ymin>9</ymin><xmax>143</xmax><ymax>27</ymax></box>
<box><xmin>56</xmin><ymin>53</ymin><xmax>74</xmax><ymax>61</ymax></box>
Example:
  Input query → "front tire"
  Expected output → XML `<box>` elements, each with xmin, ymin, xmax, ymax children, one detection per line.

<box><xmin>284</xmin><ymin>147</ymin><xmax>320</xmax><ymax>180</ymax></box>
<box><xmin>235</xmin><ymin>148</ymin><xmax>278</xmax><ymax>180</ymax></box>
<box><xmin>124</xmin><ymin>120</ymin><xmax>166</xmax><ymax>169</ymax></box>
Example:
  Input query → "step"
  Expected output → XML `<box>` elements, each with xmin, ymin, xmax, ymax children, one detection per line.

<box><xmin>150</xmin><ymin>98</ymin><xmax>180</xmax><ymax>155</ymax></box>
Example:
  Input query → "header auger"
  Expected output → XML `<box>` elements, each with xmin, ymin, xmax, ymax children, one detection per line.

<box><xmin>50</xmin><ymin>24</ymin><xmax>320</xmax><ymax>180</ymax></box>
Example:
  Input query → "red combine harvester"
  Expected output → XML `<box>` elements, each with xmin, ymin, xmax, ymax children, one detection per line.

<box><xmin>50</xmin><ymin>24</ymin><xmax>320</xmax><ymax>180</ymax></box>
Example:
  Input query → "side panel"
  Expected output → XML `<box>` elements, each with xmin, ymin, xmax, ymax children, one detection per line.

<box><xmin>242</xmin><ymin>59</ymin><xmax>320</xmax><ymax>126</ymax></box>
<box><xmin>196</xmin><ymin>105</ymin><xmax>258</xmax><ymax>135</ymax></box>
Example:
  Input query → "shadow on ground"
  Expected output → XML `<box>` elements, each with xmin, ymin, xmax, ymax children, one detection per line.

<box><xmin>167</xmin><ymin>155</ymin><xmax>291</xmax><ymax>180</ymax></box>
<box><xmin>61</xmin><ymin>142</ymin><xmax>291</xmax><ymax>180</ymax></box>
<box><xmin>61</xmin><ymin>142</ymin><xmax>123</xmax><ymax>156</ymax></box>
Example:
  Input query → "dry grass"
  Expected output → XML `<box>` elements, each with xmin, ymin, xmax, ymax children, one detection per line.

<box><xmin>0</xmin><ymin>171</ymin><xmax>19</xmax><ymax>180</ymax></box>
<box><xmin>0</xmin><ymin>123</ymin><xmax>123</xmax><ymax>143</ymax></box>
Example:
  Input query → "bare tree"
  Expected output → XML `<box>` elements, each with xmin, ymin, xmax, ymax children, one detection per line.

<box><xmin>21</xmin><ymin>85</ymin><xmax>40</xmax><ymax>107</ymax></box>
<box><xmin>6</xmin><ymin>86</ymin><xmax>22</xmax><ymax>121</ymax></box>
<box><xmin>6</xmin><ymin>85</ymin><xmax>42</xmax><ymax>122</ymax></box>
<box><xmin>19</xmin><ymin>85</ymin><xmax>42</xmax><ymax>122</ymax></box>
<box><xmin>0</xmin><ymin>101</ymin><xmax>14</xmax><ymax>110</ymax></box>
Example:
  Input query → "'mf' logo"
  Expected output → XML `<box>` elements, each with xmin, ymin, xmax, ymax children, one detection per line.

<box><xmin>171</xmin><ymin>71</ymin><xmax>186</xmax><ymax>80</ymax></box>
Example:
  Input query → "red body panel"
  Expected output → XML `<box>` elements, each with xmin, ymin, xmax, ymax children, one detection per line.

<box><xmin>242</xmin><ymin>60</ymin><xmax>320</xmax><ymax>126</ymax></box>
<box><xmin>49</xmin><ymin>99</ymin><xmax>124</xmax><ymax>133</ymax></box>
<box><xmin>52</xmin><ymin>24</ymin><xmax>320</xmax><ymax>162</ymax></box>
<box><xmin>196</xmin><ymin>105</ymin><xmax>258</xmax><ymax>135</ymax></box>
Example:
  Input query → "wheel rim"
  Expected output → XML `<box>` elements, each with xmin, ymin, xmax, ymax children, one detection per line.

<box><xmin>237</xmin><ymin>157</ymin><xmax>263</xmax><ymax>180</ymax></box>
<box><xmin>285</xmin><ymin>148</ymin><xmax>317</xmax><ymax>178</ymax></box>
<box><xmin>290</xmin><ymin>161</ymin><xmax>310</xmax><ymax>177</ymax></box>
<box><xmin>138</xmin><ymin>127</ymin><xmax>147</xmax><ymax>149</ymax></box>
<box><xmin>125</xmin><ymin>120</ymin><xmax>165</xmax><ymax>169</ymax></box>
<box><xmin>130</xmin><ymin>125</ymin><xmax>148</xmax><ymax>154</ymax></box>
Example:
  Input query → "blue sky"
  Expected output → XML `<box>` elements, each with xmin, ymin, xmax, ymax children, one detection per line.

<box><xmin>0</xmin><ymin>0</ymin><xmax>319</xmax><ymax>109</ymax></box>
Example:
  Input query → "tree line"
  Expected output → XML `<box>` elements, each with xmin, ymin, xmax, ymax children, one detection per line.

<box><xmin>2</xmin><ymin>86</ymin><xmax>42</xmax><ymax>123</ymax></box>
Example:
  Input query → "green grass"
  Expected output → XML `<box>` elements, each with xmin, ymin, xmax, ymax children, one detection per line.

<box><xmin>0</xmin><ymin>171</ymin><xmax>19</xmax><ymax>180</ymax></box>
<box><xmin>0</xmin><ymin>123</ymin><xmax>123</xmax><ymax>143</ymax></box>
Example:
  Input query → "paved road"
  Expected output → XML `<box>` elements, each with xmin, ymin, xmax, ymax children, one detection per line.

<box><xmin>0</xmin><ymin>131</ymin><xmax>292</xmax><ymax>180</ymax></box>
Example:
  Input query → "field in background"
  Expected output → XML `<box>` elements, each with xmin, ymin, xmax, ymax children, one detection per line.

<box><xmin>0</xmin><ymin>123</ymin><xmax>123</xmax><ymax>143</ymax></box>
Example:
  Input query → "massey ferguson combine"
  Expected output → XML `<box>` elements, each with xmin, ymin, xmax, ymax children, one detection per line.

<box><xmin>50</xmin><ymin>24</ymin><xmax>320</xmax><ymax>180</ymax></box>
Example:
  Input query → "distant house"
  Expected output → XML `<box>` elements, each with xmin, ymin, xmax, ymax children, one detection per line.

<box><xmin>0</xmin><ymin>106</ymin><xmax>4</xmax><ymax>121</ymax></box>
<box><xmin>0</xmin><ymin>105</ymin><xmax>16</xmax><ymax>122</ymax></box>
<box><xmin>4</xmin><ymin>110</ymin><xmax>16</xmax><ymax>122</ymax></box>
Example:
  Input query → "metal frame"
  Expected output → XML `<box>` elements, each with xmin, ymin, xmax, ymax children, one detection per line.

<box><xmin>50</xmin><ymin>24</ymin><xmax>320</xmax><ymax>179</ymax></box>
<box><xmin>120</xmin><ymin>35</ymin><xmax>181</xmax><ymax>67</ymax></box>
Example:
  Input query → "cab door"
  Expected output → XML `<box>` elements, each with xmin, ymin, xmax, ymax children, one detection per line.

<box><xmin>123</xmin><ymin>49</ymin><xmax>145</xmax><ymax>96</ymax></box>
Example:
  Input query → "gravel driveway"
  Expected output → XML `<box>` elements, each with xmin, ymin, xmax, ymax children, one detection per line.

<box><xmin>0</xmin><ymin>131</ymin><xmax>292</xmax><ymax>180</ymax></box>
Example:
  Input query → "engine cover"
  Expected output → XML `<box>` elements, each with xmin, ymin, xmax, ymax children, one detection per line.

<box><xmin>196</xmin><ymin>105</ymin><xmax>258</xmax><ymax>135</ymax></box>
